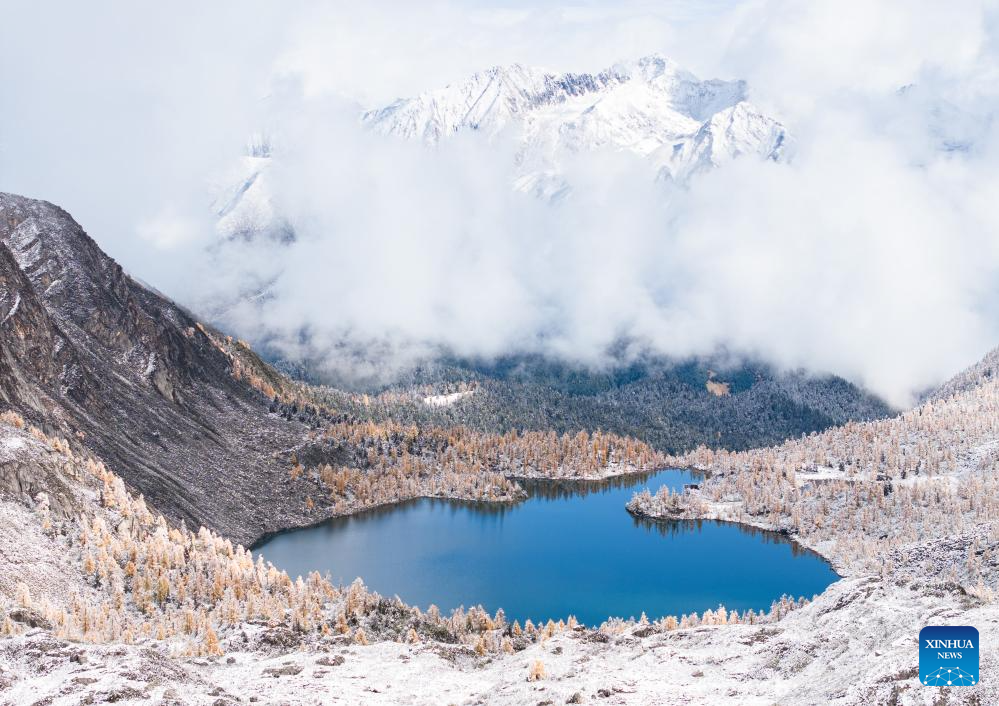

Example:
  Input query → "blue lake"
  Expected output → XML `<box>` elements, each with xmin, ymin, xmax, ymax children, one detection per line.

<box><xmin>255</xmin><ymin>469</ymin><xmax>839</xmax><ymax>626</ymax></box>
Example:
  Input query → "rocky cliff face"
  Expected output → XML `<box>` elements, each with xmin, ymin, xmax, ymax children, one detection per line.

<box><xmin>0</xmin><ymin>193</ymin><xmax>320</xmax><ymax>546</ymax></box>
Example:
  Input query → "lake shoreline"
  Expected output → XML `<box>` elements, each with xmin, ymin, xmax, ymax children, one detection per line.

<box><xmin>255</xmin><ymin>467</ymin><xmax>838</xmax><ymax>626</ymax></box>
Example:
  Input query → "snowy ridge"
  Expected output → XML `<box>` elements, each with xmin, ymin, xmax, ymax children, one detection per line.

<box><xmin>214</xmin><ymin>54</ymin><xmax>790</xmax><ymax>237</ymax></box>
<box><xmin>363</xmin><ymin>53</ymin><xmax>790</xmax><ymax>193</ymax></box>
<box><xmin>362</xmin><ymin>63</ymin><xmax>560</xmax><ymax>142</ymax></box>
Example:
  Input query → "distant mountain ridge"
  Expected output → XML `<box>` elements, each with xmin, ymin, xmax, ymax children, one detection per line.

<box><xmin>361</xmin><ymin>54</ymin><xmax>789</xmax><ymax>194</ymax></box>
<box><xmin>274</xmin><ymin>352</ymin><xmax>894</xmax><ymax>455</ymax></box>
<box><xmin>215</xmin><ymin>54</ymin><xmax>790</xmax><ymax>237</ymax></box>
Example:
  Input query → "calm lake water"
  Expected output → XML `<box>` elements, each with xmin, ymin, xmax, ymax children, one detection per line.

<box><xmin>255</xmin><ymin>469</ymin><xmax>838</xmax><ymax>626</ymax></box>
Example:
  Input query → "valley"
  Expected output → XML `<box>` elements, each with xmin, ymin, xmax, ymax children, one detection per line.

<box><xmin>270</xmin><ymin>353</ymin><xmax>893</xmax><ymax>454</ymax></box>
<box><xmin>1</xmin><ymin>192</ymin><xmax>996</xmax><ymax>704</ymax></box>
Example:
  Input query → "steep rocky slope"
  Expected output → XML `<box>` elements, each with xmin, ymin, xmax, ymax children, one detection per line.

<box><xmin>0</xmin><ymin>193</ymin><xmax>324</xmax><ymax>546</ymax></box>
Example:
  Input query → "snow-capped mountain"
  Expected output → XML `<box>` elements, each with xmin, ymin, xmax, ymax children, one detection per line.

<box><xmin>213</xmin><ymin>136</ymin><xmax>284</xmax><ymax>243</ymax></box>
<box><xmin>213</xmin><ymin>54</ymin><xmax>790</xmax><ymax>237</ymax></box>
<box><xmin>362</xmin><ymin>54</ymin><xmax>789</xmax><ymax>195</ymax></box>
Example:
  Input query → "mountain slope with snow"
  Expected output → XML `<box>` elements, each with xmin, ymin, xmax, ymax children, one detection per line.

<box><xmin>362</xmin><ymin>54</ymin><xmax>790</xmax><ymax>195</ymax></box>
<box><xmin>214</xmin><ymin>54</ymin><xmax>790</xmax><ymax>236</ymax></box>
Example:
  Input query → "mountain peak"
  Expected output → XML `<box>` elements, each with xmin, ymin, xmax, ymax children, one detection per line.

<box><xmin>360</xmin><ymin>54</ymin><xmax>785</xmax><ymax>194</ymax></box>
<box><xmin>217</xmin><ymin>55</ymin><xmax>788</xmax><ymax>238</ymax></box>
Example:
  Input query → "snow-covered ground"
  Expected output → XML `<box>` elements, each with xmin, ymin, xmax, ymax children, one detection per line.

<box><xmin>422</xmin><ymin>390</ymin><xmax>475</xmax><ymax>408</ymax></box>
<box><xmin>3</xmin><ymin>574</ymin><xmax>994</xmax><ymax>705</ymax></box>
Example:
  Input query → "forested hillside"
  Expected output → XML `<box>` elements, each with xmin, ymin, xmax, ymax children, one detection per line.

<box><xmin>632</xmin><ymin>353</ymin><xmax>999</xmax><ymax>589</ymax></box>
<box><xmin>926</xmin><ymin>344</ymin><xmax>999</xmax><ymax>401</ymax></box>
<box><xmin>269</xmin><ymin>354</ymin><xmax>893</xmax><ymax>454</ymax></box>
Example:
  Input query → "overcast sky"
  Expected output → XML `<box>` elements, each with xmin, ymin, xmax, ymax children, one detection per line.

<box><xmin>1</xmin><ymin>1</ymin><xmax>998</xmax><ymax>405</ymax></box>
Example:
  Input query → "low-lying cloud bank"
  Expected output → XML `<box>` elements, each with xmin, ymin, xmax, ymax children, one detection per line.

<box><xmin>2</xmin><ymin>1</ymin><xmax>999</xmax><ymax>407</ymax></box>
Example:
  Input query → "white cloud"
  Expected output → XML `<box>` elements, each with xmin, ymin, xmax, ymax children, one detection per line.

<box><xmin>2</xmin><ymin>0</ymin><xmax>999</xmax><ymax>406</ymax></box>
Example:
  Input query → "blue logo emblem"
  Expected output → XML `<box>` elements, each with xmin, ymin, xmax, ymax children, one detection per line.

<box><xmin>920</xmin><ymin>626</ymin><xmax>979</xmax><ymax>686</ymax></box>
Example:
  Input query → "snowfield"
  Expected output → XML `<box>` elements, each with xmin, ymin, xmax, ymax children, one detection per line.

<box><xmin>422</xmin><ymin>390</ymin><xmax>475</xmax><ymax>408</ymax></box>
<box><xmin>2</xmin><ymin>577</ymin><xmax>995</xmax><ymax>705</ymax></box>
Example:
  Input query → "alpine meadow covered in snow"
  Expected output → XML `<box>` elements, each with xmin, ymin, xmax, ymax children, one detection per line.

<box><xmin>3</xmin><ymin>1</ymin><xmax>999</xmax><ymax>705</ymax></box>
